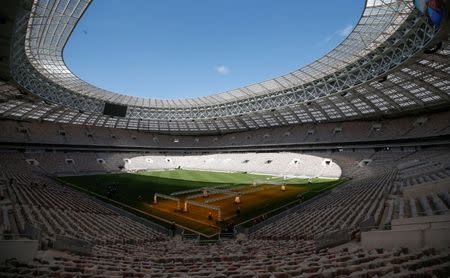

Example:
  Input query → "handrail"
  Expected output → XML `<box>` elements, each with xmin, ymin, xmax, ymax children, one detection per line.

<box><xmin>0</xmin><ymin>233</ymin><xmax>34</xmax><ymax>240</ymax></box>
<box><xmin>361</xmin><ymin>218</ymin><xmax>450</xmax><ymax>231</ymax></box>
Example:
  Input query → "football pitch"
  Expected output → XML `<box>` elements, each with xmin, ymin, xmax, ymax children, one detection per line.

<box><xmin>59</xmin><ymin>169</ymin><xmax>340</xmax><ymax>236</ymax></box>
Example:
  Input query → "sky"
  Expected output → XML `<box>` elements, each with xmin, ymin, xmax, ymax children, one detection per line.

<box><xmin>64</xmin><ymin>0</ymin><xmax>364</xmax><ymax>99</ymax></box>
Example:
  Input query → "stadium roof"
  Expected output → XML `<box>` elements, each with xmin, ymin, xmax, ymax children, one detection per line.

<box><xmin>2</xmin><ymin>0</ymin><xmax>450</xmax><ymax>133</ymax></box>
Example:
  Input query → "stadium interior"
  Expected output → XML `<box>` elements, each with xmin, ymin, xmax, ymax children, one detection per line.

<box><xmin>0</xmin><ymin>0</ymin><xmax>450</xmax><ymax>277</ymax></box>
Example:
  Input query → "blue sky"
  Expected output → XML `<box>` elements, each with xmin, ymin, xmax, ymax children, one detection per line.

<box><xmin>64</xmin><ymin>0</ymin><xmax>364</xmax><ymax>99</ymax></box>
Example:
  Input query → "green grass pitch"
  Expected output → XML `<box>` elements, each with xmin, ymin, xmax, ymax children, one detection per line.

<box><xmin>59</xmin><ymin>169</ymin><xmax>340</xmax><ymax>235</ymax></box>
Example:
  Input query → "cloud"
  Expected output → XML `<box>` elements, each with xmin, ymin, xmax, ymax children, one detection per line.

<box><xmin>324</xmin><ymin>35</ymin><xmax>334</xmax><ymax>43</ymax></box>
<box><xmin>215</xmin><ymin>65</ymin><xmax>230</xmax><ymax>75</ymax></box>
<box><xmin>320</xmin><ymin>24</ymin><xmax>354</xmax><ymax>45</ymax></box>
<box><xmin>337</xmin><ymin>24</ymin><xmax>353</xmax><ymax>37</ymax></box>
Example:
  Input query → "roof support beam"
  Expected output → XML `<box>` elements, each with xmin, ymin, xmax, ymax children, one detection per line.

<box><xmin>395</xmin><ymin>71</ymin><xmax>450</xmax><ymax>101</ymax></box>
<box><xmin>336</xmin><ymin>95</ymin><xmax>364</xmax><ymax>117</ymax></box>
<box><xmin>312</xmin><ymin>103</ymin><xmax>331</xmax><ymax>121</ymax></box>
<box><xmin>324</xmin><ymin>98</ymin><xmax>346</xmax><ymax>119</ymax></box>
<box><xmin>2</xmin><ymin>102</ymin><xmax>25</xmax><ymax>117</ymax></box>
<box><xmin>271</xmin><ymin>110</ymin><xmax>288</xmax><ymax>126</ymax></box>
<box><xmin>364</xmin><ymin>84</ymin><xmax>402</xmax><ymax>111</ymax></box>
<box><xmin>383</xmin><ymin>80</ymin><xmax>425</xmax><ymax>106</ymax></box>
<box><xmin>352</xmin><ymin>90</ymin><xmax>382</xmax><ymax>114</ymax></box>
<box><xmin>301</xmin><ymin>104</ymin><xmax>316</xmax><ymax>123</ymax></box>
<box><xmin>234</xmin><ymin>116</ymin><xmax>250</xmax><ymax>130</ymax></box>
<box><xmin>285</xmin><ymin>107</ymin><xmax>302</xmax><ymax>124</ymax></box>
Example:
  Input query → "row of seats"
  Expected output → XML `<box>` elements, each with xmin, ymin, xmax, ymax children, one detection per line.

<box><xmin>11</xmin><ymin>147</ymin><xmax>430</xmax><ymax>179</ymax></box>
<box><xmin>125</xmin><ymin>152</ymin><xmax>341</xmax><ymax>179</ymax></box>
<box><xmin>250</xmin><ymin>171</ymin><xmax>396</xmax><ymax>240</ymax></box>
<box><xmin>0</xmin><ymin>156</ymin><xmax>166</xmax><ymax>244</ymax></box>
<box><xmin>0</xmin><ymin>109</ymin><xmax>449</xmax><ymax>148</ymax></box>
<box><xmin>13</xmin><ymin>151</ymin><xmax>345</xmax><ymax>178</ymax></box>
<box><xmin>1</xmin><ymin>240</ymin><xmax>449</xmax><ymax>277</ymax></box>
<box><xmin>389</xmin><ymin>149</ymin><xmax>450</xmax><ymax>194</ymax></box>
<box><xmin>382</xmin><ymin>192</ymin><xmax>450</xmax><ymax>223</ymax></box>
<box><xmin>1</xmin><ymin>147</ymin><xmax>450</xmax><ymax>276</ymax></box>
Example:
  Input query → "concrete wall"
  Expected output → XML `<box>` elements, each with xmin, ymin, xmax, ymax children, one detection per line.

<box><xmin>362</xmin><ymin>214</ymin><xmax>450</xmax><ymax>250</ymax></box>
<box><xmin>391</xmin><ymin>214</ymin><xmax>450</xmax><ymax>231</ymax></box>
<box><xmin>362</xmin><ymin>230</ymin><xmax>423</xmax><ymax>250</ymax></box>
<box><xmin>0</xmin><ymin>240</ymin><xmax>38</xmax><ymax>263</ymax></box>
<box><xmin>362</xmin><ymin>228</ymin><xmax>450</xmax><ymax>250</ymax></box>
<box><xmin>424</xmin><ymin>228</ymin><xmax>450</xmax><ymax>248</ymax></box>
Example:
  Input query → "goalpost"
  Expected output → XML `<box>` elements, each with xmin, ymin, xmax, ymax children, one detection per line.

<box><xmin>152</xmin><ymin>180</ymin><xmax>291</xmax><ymax>223</ymax></box>
<box><xmin>153</xmin><ymin>193</ymin><xmax>181</xmax><ymax>210</ymax></box>
<box><xmin>251</xmin><ymin>179</ymin><xmax>287</xmax><ymax>191</ymax></box>
<box><xmin>186</xmin><ymin>200</ymin><xmax>222</xmax><ymax>221</ymax></box>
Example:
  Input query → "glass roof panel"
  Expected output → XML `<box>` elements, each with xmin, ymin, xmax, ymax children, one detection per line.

<box><xmin>22</xmin><ymin>0</ymin><xmax>413</xmax><ymax>109</ymax></box>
